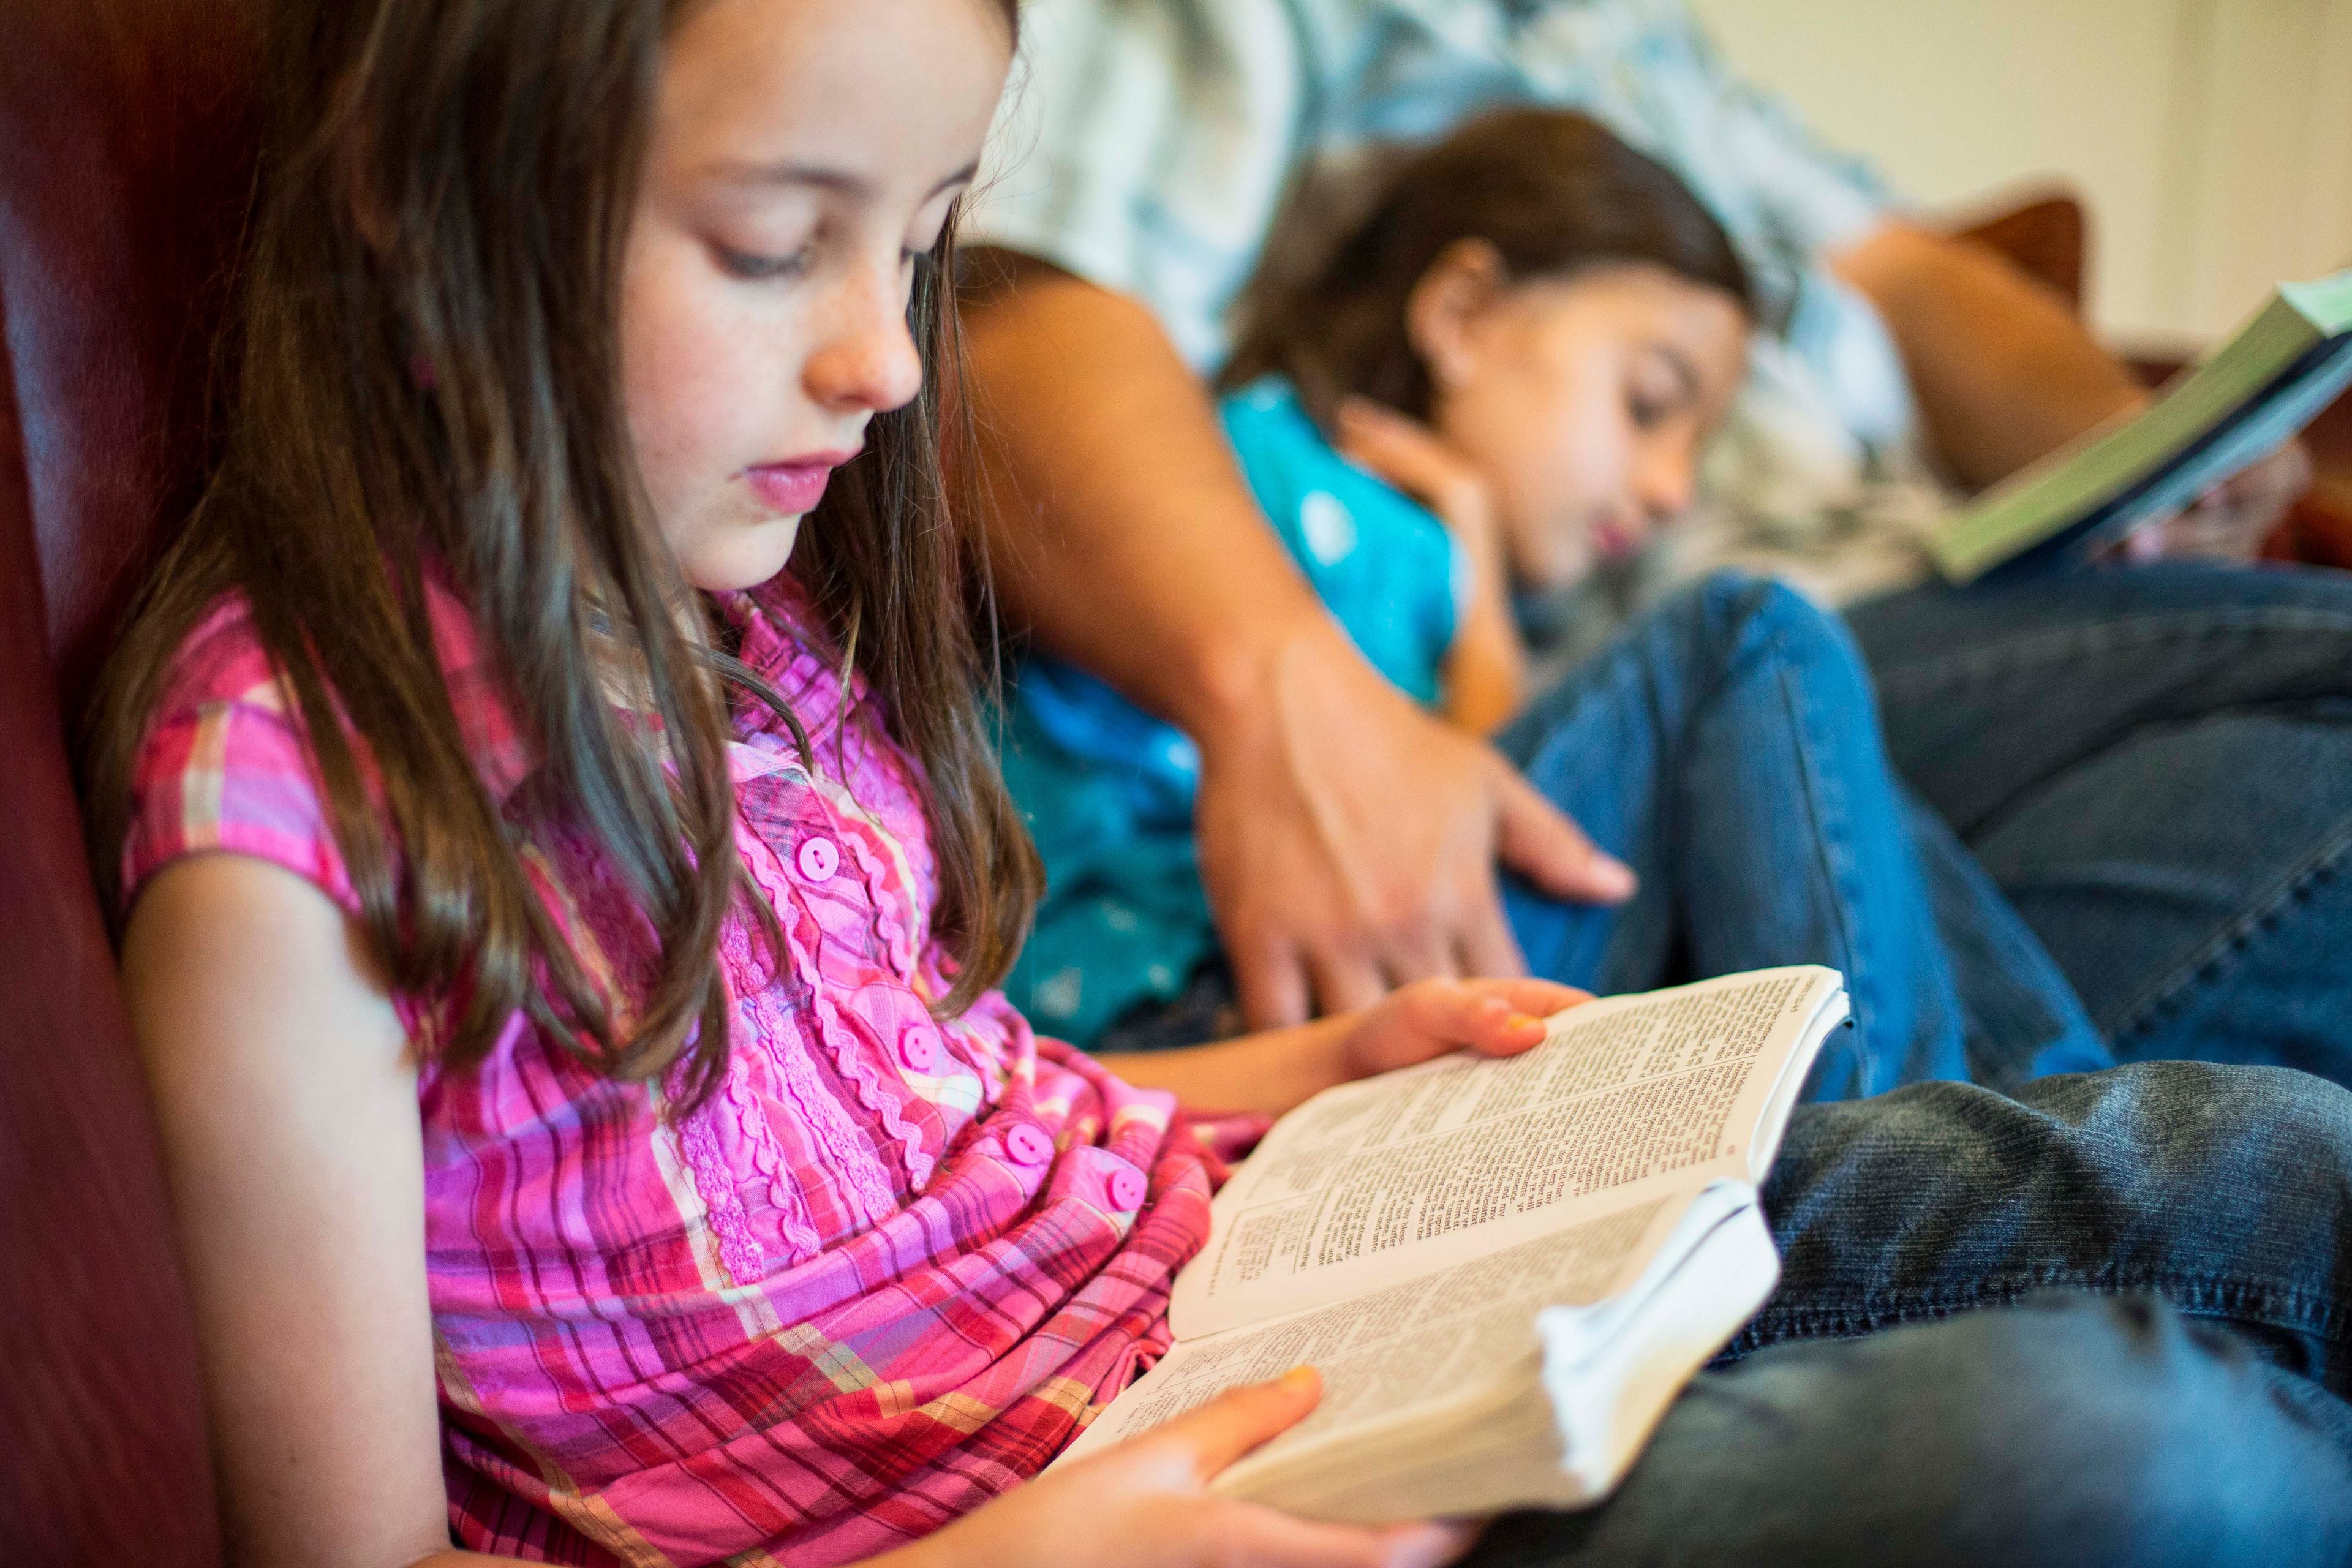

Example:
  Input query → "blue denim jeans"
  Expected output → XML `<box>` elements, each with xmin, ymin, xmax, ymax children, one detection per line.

<box><xmin>1848</xmin><ymin>561</ymin><xmax>2352</xmax><ymax>1088</ymax></box>
<box><xmin>1496</xmin><ymin>573</ymin><xmax>2109</xmax><ymax>1099</ymax></box>
<box><xmin>1477</xmin><ymin>567</ymin><xmax>2352</xmax><ymax>1561</ymax></box>
<box><xmin>1464</xmin><ymin>1063</ymin><xmax>2352</xmax><ymax>1566</ymax></box>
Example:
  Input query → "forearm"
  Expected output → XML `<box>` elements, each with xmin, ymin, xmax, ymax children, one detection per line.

<box><xmin>1438</xmin><ymin>526</ymin><xmax>1525</xmax><ymax>736</ymax></box>
<box><xmin>960</xmin><ymin>252</ymin><xmax>1343</xmax><ymax>737</ymax></box>
<box><xmin>1096</xmin><ymin>1015</ymin><xmax>1357</xmax><ymax>1118</ymax></box>
<box><xmin>1830</xmin><ymin>221</ymin><xmax>2144</xmax><ymax>488</ymax></box>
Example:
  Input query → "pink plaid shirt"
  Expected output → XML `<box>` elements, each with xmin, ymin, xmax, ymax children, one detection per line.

<box><xmin>123</xmin><ymin>576</ymin><xmax>1259</xmax><ymax>1567</ymax></box>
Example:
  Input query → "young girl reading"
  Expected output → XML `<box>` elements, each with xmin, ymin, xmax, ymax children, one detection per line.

<box><xmin>998</xmin><ymin>109</ymin><xmax>2103</xmax><ymax>1097</ymax></box>
<box><xmin>89</xmin><ymin>1</ymin><xmax>1547</xmax><ymax>1563</ymax></box>
<box><xmin>80</xmin><ymin>2</ymin><xmax>2352</xmax><ymax>1566</ymax></box>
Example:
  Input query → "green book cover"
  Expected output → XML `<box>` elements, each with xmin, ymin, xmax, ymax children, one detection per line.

<box><xmin>1932</xmin><ymin>269</ymin><xmax>2352</xmax><ymax>582</ymax></box>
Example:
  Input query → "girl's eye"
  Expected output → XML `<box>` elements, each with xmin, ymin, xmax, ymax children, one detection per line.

<box><xmin>716</xmin><ymin>243</ymin><xmax>816</xmax><ymax>282</ymax></box>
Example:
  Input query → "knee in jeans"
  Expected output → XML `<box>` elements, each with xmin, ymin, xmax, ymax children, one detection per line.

<box><xmin>2084</xmin><ymin>1061</ymin><xmax>2352</xmax><ymax>1200</ymax></box>
<box><xmin>1687</xmin><ymin>571</ymin><xmax>1861</xmax><ymax>682</ymax></box>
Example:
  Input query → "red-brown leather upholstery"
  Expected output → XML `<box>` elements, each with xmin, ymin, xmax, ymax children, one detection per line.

<box><xmin>1</xmin><ymin>0</ymin><xmax>258</xmax><ymax>1559</ymax></box>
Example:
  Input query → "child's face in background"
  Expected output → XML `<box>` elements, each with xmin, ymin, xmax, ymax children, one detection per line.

<box><xmin>1420</xmin><ymin>262</ymin><xmax>1748</xmax><ymax>590</ymax></box>
<box><xmin>619</xmin><ymin>0</ymin><xmax>1012</xmax><ymax>594</ymax></box>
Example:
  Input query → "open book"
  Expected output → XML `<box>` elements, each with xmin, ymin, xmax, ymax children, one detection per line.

<box><xmin>1058</xmin><ymin>967</ymin><xmax>1850</xmax><ymax>1522</ymax></box>
<box><xmin>1932</xmin><ymin>268</ymin><xmax>2352</xmax><ymax>582</ymax></box>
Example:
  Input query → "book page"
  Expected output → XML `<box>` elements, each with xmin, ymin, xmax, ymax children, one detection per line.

<box><xmin>1174</xmin><ymin>967</ymin><xmax>1839</xmax><ymax>1338</ymax></box>
<box><xmin>1060</xmin><ymin>1194</ymin><xmax>1680</xmax><ymax>1466</ymax></box>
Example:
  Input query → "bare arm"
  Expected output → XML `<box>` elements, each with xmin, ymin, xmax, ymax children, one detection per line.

<box><xmin>959</xmin><ymin>253</ymin><xmax>1332</xmax><ymax>732</ymax></box>
<box><xmin>1828</xmin><ymin>221</ymin><xmax>2145</xmax><ymax>488</ymax></box>
<box><xmin>122</xmin><ymin>856</ymin><xmax>517</xmax><ymax>1568</ymax></box>
<box><xmin>1436</xmin><ymin>536</ymin><xmax>1525</xmax><ymax>736</ymax></box>
<box><xmin>962</xmin><ymin>255</ymin><xmax>1628</xmax><ymax>1026</ymax></box>
<box><xmin>1832</xmin><ymin>218</ymin><xmax>2310</xmax><ymax>551</ymax></box>
<box><xmin>1329</xmin><ymin>399</ymin><xmax>1525</xmax><ymax>737</ymax></box>
<box><xmin>1099</xmin><ymin>976</ymin><xmax>1584</xmax><ymax>1118</ymax></box>
<box><xmin>121</xmin><ymin>854</ymin><xmax>1471</xmax><ymax>1568</ymax></box>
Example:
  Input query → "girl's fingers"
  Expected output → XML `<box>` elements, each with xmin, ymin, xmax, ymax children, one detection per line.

<box><xmin>1391</xmin><ymin>980</ymin><xmax>1542</xmax><ymax>1054</ymax></box>
<box><xmin>1390</xmin><ymin>978</ymin><xmax>1588</xmax><ymax>1058</ymax></box>
<box><xmin>1335</xmin><ymin>400</ymin><xmax>1465</xmax><ymax>495</ymax></box>
<box><xmin>1133</xmin><ymin>1366</ymin><xmax>1326</xmax><ymax>1480</ymax></box>
<box><xmin>1479</xmin><ymin>977</ymin><xmax>1591</xmax><ymax>1019</ymax></box>
<box><xmin>1206</xmin><ymin>1504</ymin><xmax>1483</xmax><ymax>1568</ymax></box>
<box><xmin>1336</xmin><ymin>429</ymin><xmax>1432</xmax><ymax>494</ymax></box>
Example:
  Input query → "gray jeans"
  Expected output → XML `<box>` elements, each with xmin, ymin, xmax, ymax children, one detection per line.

<box><xmin>1464</xmin><ymin>1063</ymin><xmax>2352</xmax><ymax>1566</ymax></box>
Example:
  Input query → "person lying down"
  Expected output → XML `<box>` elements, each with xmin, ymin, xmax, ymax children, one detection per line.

<box><xmin>1002</xmin><ymin>109</ymin><xmax>1819</xmax><ymax>1048</ymax></box>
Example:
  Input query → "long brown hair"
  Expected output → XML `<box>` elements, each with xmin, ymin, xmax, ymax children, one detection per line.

<box><xmin>1223</xmin><ymin>108</ymin><xmax>1755</xmax><ymax>428</ymax></box>
<box><xmin>82</xmin><ymin>0</ymin><xmax>1035</xmax><ymax>1110</ymax></box>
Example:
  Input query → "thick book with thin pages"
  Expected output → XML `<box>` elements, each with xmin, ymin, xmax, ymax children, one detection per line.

<box><xmin>1933</xmin><ymin>269</ymin><xmax>2352</xmax><ymax>582</ymax></box>
<box><xmin>1054</xmin><ymin>967</ymin><xmax>1852</xmax><ymax>1522</ymax></box>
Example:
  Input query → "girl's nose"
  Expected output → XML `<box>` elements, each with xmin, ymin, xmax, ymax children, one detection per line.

<box><xmin>1636</xmin><ymin>439</ymin><xmax>1698</xmax><ymax>522</ymax></box>
<box><xmin>805</xmin><ymin>262</ymin><xmax>925</xmax><ymax>415</ymax></box>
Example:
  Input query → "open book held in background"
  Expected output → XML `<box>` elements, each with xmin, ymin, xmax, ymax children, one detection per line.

<box><xmin>1057</xmin><ymin>967</ymin><xmax>1852</xmax><ymax>1523</ymax></box>
<box><xmin>1933</xmin><ymin>268</ymin><xmax>2352</xmax><ymax>582</ymax></box>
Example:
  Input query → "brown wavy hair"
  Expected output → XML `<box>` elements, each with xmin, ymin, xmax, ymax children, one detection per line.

<box><xmin>82</xmin><ymin>0</ymin><xmax>1033</xmax><ymax>1111</ymax></box>
<box><xmin>1223</xmin><ymin>107</ymin><xmax>1755</xmax><ymax>429</ymax></box>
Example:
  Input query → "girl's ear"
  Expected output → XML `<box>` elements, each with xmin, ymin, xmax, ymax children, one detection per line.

<box><xmin>1406</xmin><ymin>238</ymin><xmax>1508</xmax><ymax>391</ymax></box>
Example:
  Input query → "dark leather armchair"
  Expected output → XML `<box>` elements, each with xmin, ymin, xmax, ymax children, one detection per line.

<box><xmin>0</xmin><ymin>1</ymin><xmax>256</xmax><ymax>1559</ymax></box>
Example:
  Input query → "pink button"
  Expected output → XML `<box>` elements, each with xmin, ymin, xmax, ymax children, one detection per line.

<box><xmin>1106</xmin><ymin>1166</ymin><xmax>1148</xmax><ymax>1211</ymax></box>
<box><xmin>1005</xmin><ymin>1124</ymin><xmax>1053</xmax><ymax>1167</ymax></box>
<box><xmin>796</xmin><ymin>835</ymin><xmax>839</xmax><ymax>883</ymax></box>
<box><xmin>897</xmin><ymin>1026</ymin><xmax>938</xmax><ymax>1074</ymax></box>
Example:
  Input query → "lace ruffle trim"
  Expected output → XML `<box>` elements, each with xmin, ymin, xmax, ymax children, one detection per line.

<box><xmin>734</xmin><ymin>835</ymin><xmax>938</xmax><ymax>1200</ymax></box>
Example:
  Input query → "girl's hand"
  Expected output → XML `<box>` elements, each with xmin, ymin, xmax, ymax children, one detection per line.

<box><xmin>1337</xmin><ymin>976</ymin><xmax>1590</xmax><ymax>1083</ymax></box>
<box><xmin>1334</xmin><ymin>399</ymin><xmax>1500</xmax><ymax>543</ymax></box>
<box><xmin>908</xmin><ymin>1368</ymin><xmax>1477</xmax><ymax>1568</ymax></box>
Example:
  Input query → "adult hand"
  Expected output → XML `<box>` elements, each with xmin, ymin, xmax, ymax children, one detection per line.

<box><xmin>2114</xmin><ymin>438</ymin><xmax>2313</xmax><ymax>563</ymax></box>
<box><xmin>1193</xmin><ymin>631</ymin><xmax>1635</xmax><ymax>1030</ymax></box>
<box><xmin>908</xmin><ymin>1369</ymin><xmax>1479</xmax><ymax>1568</ymax></box>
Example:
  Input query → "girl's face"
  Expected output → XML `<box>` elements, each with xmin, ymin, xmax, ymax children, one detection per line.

<box><xmin>1419</xmin><ymin>259</ymin><xmax>1749</xmax><ymax>590</ymax></box>
<box><xmin>620</xmin><ymin>0</ymin><xmax>1012</xmax><ymax>594</ymax></box>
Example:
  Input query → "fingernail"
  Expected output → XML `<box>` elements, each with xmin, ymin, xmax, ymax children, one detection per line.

<box><xmin>1506</xmin><ymin>1013</ymin><xmax>1544</xmax><ymax>1033</ymax></box>
<box><xmin>1385</xmin><ymin>1521</ymin><xmax>1480</xmax><ymax>1568</ymax></box>
<box><xmin>1596</xmin><ymin>856</ymin><xmax>1638</xmax><ymax>898</ymax></box>
<box><xmin>1279</xmin><ymin>1363</ymin><xmax>1319</xmax><ymax>1389</ymax></box>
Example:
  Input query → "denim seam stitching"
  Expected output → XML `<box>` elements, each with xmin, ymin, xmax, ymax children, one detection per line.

<box><xmin>1777</xmin><ymin>651</ymin><xmax>1867</xmax><ymax>1046</ymax></box>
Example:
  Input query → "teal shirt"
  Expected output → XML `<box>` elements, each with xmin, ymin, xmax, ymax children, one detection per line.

<box><xmin>1001</xmin><ymin>379</ymin><xmax>1464</xmax><ymax>1044</ymax></box>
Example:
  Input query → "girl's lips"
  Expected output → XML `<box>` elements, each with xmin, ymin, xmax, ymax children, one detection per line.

<box><xmin>744</xmin><ymin>454</ymin><xmax>853</xmax><ymax>514</ymax></box>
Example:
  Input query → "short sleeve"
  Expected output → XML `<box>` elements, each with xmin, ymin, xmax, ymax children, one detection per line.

<box><xmin>119</xmin><ymin>600</ymin><xmax>363</xmax><ymax>919</ymax></box>
<box><xmin>968</xmin><ymin>0</ymin><xmax>1314</xmax><ymax>369</ymax></box>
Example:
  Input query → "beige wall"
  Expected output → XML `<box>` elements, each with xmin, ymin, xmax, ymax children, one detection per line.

<box><xmin>1687</xmin><ymin>0</ymin><xmax>2352</xmax><ymax>350</ymax></box>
